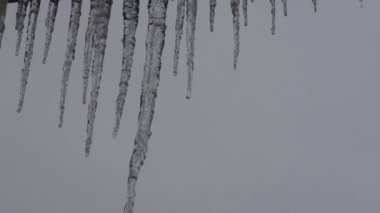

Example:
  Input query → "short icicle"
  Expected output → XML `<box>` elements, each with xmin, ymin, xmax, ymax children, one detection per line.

<box><xmin>185</xmin><ymin>0</ymin><xmax>197</xmax><ymax>99</ymax></box>
<box><xmin>242</xmin><ymin>0</ymin><xmax>247</xmax><ymax>26</ymax></box>
<box><xmin>17</xmin><ymin>0</ymin><xmax>41</xmax><ymax>113</ymax></box>
<box><xmin>0</xmin><ymin>0</ymin><xmax>8</xmax><ymax>48</ymax></box>
<box><xmin>231</xmin><ymin>0</ymin><xmax>240</xmax><ymax>70</ymax></box>
<box><xmin>209</xmin><ymin>0</ymin><xmax>216</xmax><ymax>31</ymax></box>
<box><xmin>270</xmin><ymin>0</ymin><xmax>275</xmax><ymax>35</ymax></box>
<box><xmin>42</xmin><ymin>0</ymin><xmax>60</xmax><ymax>64</ymax></box>
<box><xmin>312</xmin><ymin>0</ymin><xmax>317</xmax><ymax>12</ymax></box>
<box><xmin>281</xmin><ymin>0</ymin><xmax>287</xmax><ymax>16</ymax></box>
<box><xmin>85</xmin><ymin>0</ymin><xmax>113</xmax><ymax>156</ymax></box>
<box><xmin>172</xmin><ymin>0</ymin><xmax>185</xmax><ymax>76</ymax></box>
<box><xmin>58</xmin><ymin>0</ymin><xmax>83</xmax><ymax>128</ymax></box>
<box><xmin>124</xmin><ymin>0</ymin><xmax>169</xmax><ymax>212</ymax></box>
<box><xmin>112</xmin><ymin>0</ymin><xmax>140</xmax><ymax>138</ymax></box>
<box><xmin>15</xmin><ymin>0</ymin><xmax>29</xmax><ymax>56</ymax></box>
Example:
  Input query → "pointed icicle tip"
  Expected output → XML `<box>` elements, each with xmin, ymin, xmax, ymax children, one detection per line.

<box><xmin>185</xmin><ymin>0</ymin><xmax>197</xmax><ymax>99</ymax></box>
<box><xmin>42</xmin><ymin>0</ymin><xmax>60</xmax><ymax>64</ymax></box>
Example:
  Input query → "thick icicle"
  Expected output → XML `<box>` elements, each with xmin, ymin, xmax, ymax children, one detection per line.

<box><xmin>242</xmin><ymin>0</ymin><xmax>247</xmax><ymax>26</ymax></box>
<box><xmin>17</xmin><ymin>0</ymin><xmax>41</xmax><ymax>113</ymax></box>
<box><xmin>359</xmin><ymin>0</ymin><xmax>363</xmax><ymax>8</ymax></box>
<box><xmin>58</xmin><ymin>0</ymin><xmax>82</xmax><ymax>128</ymax></box>
<box><xmin>312</xmin><ymin>0</ymin><xmax>317</xmax><ymax>12</ymax></box>
<box><xmin>15</xmin><ymin>0</ymin><xmax>29</xmax><ymax>56</ymax></box>
<box><xmin>124</xmin><ymin>1</ymin><xmax>169</xmax><ymax>212</ymax></box>
<box><xmin>231</xmin><ymin>0</ymin><xmax>240</xmax><ymax>70</ymax></box>
<box><xmin>281</xmin><ymin>0</ymin><xmax>287</xmax><ymax>16</ymax></box>
<box><xmin>85</xmin><ymin>0</ymin><xmax>113</xmax><ymax>156</ymax></box>
<box><xmin>172</xmin><ymin>0</ymin><xmax>184</xmax><ymax>76</ymax></box>
<box><xmin>185</xmin><ymin>0</ymin><xmax>197</xmax><ymax>99</ymax></box>
<box><xmin>0</xmin><ymin>0</ymin><xmax>8</xmax><ymax>48</ymax></box>
<box><xmin>42</xmin><ymin>0</ymin><xmax>60</xmax><ymax>64</ymax></box>
<box><xmin>209</xmin><ymin>0</ymin><xmax>216</xmax><ymax>31</ymax></box>
<box><xmin>270</xmin><ymin>0</ymin><xmax>275</xmax><ymax>35</ymax></box>
<box><xmin>82</xmin><ymin>0</ymin><xmax>99</xmax><ymax>105</ymax></box>
<box><xmin>112</xmin><ymin>0</ymin><xmax>140</xmax><ymax>138</ymax></box>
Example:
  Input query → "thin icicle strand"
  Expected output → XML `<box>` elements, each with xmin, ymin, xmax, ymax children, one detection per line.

<box><xmin>231</xmin><ymin>0</ymin><xmax>240</xmax><ymax>70</ymax></box>
<box><xmin>85</xmin><ymin>0</ymin><xmax>113</xmax><ymax>156</ymax></box>
<box><xmin>173</xmin><ymin>0</ymin><xmax>185</xmax><ymax>76</ymax></box>
<box><xmin>124</xmin><ymin>1</ymin><xmax>169</xmax><ymax>212</ymax></box>
<box><xmin>17</xmin><ymin>0</ymin><xmax>41</xmax><ymax>113</ymax></box>
<box><xmin>0</xmin><ymin>0</ymin><xmax>8</xmax><ymax>48</ymax></box>
<box><xmin>270</xmin><ymin>0</ymin><xmax>275</xmax><ymax>35</ymax></box>
<box><xmin>15</xmin><ymin>0</ymin><xmax>29</xmax><ymax>56</ymax></box>
<box><xmin>185</xmin><ymin>0</ymin><xmax>197</xmax><ymax>99</ymax></box>
<box><xmin>242</xmin><ymin>0</ymin><xmax>247</xmax><ymax>26</ymax></box>
<box><xmin>281</xmin><ymin>0</ymin><xmax>287</xmax><ymax>16</ymax></box>
<box><xmin>58</xmin><ymin>0</ymin><xmax>82</xmax><ymax>128</ymax></box>
<box><xmin>112</xmin><ymin>0</ymin><xmax>140</xmax><ymax>138</ymax></box>
<box><xmin>312</xmin><ymin>0</ymin><xmax>317</xmax><ymax>12</ymax></box>
<box><xmin>42</xmin><ymin>0</ymin><xmax>60</xmax><ymax>64</ymax></box>
<box><xmin>209</xmin><ymin>0</ymin><xmax>216</xmax><ymax>32</ymax></box>
<box><xmin>82</xmin><ymin>0</ymin><xmax>99</xmax><ymax>105</ymax></box>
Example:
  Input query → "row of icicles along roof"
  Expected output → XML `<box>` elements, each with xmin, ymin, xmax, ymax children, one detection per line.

<box><xmin>0</xmin><ymin>0</ymin><xmax>364</xmax><ymax>213</ymax></box>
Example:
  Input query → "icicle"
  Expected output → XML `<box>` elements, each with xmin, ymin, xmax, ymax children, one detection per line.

<box><xmin>281</xmin><ymin>0</ymin><xmax>287</xmax><ymax>16</ymax></box>
<box><xmin>85</xmin><ymin>0</ymin><xmax>113</xmax><ymax>156</ymax></box>
<box><xmin>17</xmin><ymin>0</ymin><xmax>41</xmax><ymax>113</ymax></box>
<box><xmin>0</xmin><ymin>0</ymin><xmax>8</xmax><ymax>48</ymax></box>
<box><xmin>42</xmin><ymin>0</ymin><xmax>60</xmax><ymax>64</ymax></box>
<box><xmin>359</xmin><ymin>0</ymin><xmax>363</xmax><ymax>8</ymax></box>
<box><xmin>209</xmin><ymin>0</ymin><xmax>216</xmax><ymax>32</ymax></box>
<box><xmin>58</xmin><ymin>0</ymin><xmax>82</xmax><ymax>128</ymax></box>
<box><xmin>172</xmin><ymin>0</ymin><xmax>185</xmax><ymax>76</ymax></box>
<box><xmin>242</xmin><ymin>0</ymin><xmax>247</xmax><ymax>26</ymax></box>
<box><xmin>185</xmin><ymin>0</ymin><xmax>197</xmax><ymax>99</ymax></box>
<box><xmin>231</xmin><ymin>0</ymin><xmax>240</xmax><ymax>71</ymax></box>
<box><xmin>112</xmin><ymin>0</ymin><xmax>140</xmax><ymax>138</ymax></box>
<box><xmin>82</xmin><ymin>0</ymin><xmax>99</xmax><ymax>105</ymax></box>
<box><xmin>124</xmin><ymin>1</ymin><xmax>169</xmax><ymax>212</ymax></box>
<box><xmin>15</xmin><ymin>0</ymin><xmax>29</xmax><ymax>56</ymax></box>
<box><xmin>270</xmin><ymin>0</ymin><xmax>275</xmax><ymax>35</ymax></box>
<box><xmin>312</xmin><ymin>0</ymin><xmax>317</xmax><ymax>12</ymax></box>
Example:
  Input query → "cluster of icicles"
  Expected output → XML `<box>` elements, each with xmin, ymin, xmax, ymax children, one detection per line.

<box><xmin>0</xmin><ymin>0</ymin><xmax>364</xmax><ymax>212</ymax></box>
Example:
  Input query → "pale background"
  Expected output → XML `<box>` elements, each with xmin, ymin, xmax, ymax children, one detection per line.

<box><xmin>1</xmin><ymin>1</ymin><xmax>380</xmax><ymax>212</ymax></box>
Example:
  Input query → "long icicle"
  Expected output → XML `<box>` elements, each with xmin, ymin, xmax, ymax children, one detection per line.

<box><xmin>82</xmin><ymin>0</ymin><xmax>99</xmax><ymax>105</ymax></box>
<box><xmin>270</xmin><ymin>0</ymin><xmax>275</xmax><ymax>35</ymax></box>
<box><xmin>231</xmin><ymin>0</ymin><xmax>240</xmax><ymax>70</ymax></box>
<box><xmin>112</xmin><ymin>0</ymin><xmax>140</xmax><ymax>138</ymax></box>
<box><xmin>0</xmin><ymin>0</ymin><xmax>8</xmax><ymax>48</ymax></box>
<box><xmin>17</xmin><ymin>0</ymin><xmax>41</xmax><ymax>113</ymax></box>
<box><xmin>15</xmin><ymin>0</ymin><xmax>29</xmax><ymax>56</ymax></box>
<box><xmin>85</xmin><ymin>0</ymin><xmax>113</xmax><ymax>156</ymax></box>
<box><xmin>242</xmin><ymin>0</ymin><xmax>247</xmax><ymax>27</ymax></box>
<box><xmin>42</xmin><ymin>0</ymin><xmax>60</xmax><ymax>64</ymax></box>
<box><xmin>281</xmin><ymin>0</ymin><xmax>287</xmax><ymax>16</ymax></box>
<box><xmin>185</xmin><ymin>0</ymin><xmax>197</xmax><ymax>99</ymax></box>
<box><xmin>172</xmin><ymin>0</ymin><xmax>185</xmax><ymax>76</ymax></box>
<box><xmin>124</xmin><ymin>1</ymin><xmax>169</xmax><ymax>212</ymax></box>
<box><xmin>359</xmin><ymin>0</ymin><xmax>363</xmax><ymax>8</ymax></box>
<box><xmin>58</xmin><ymin>0</ymin><xmax>83</xmax><ymax>128</ymax></box>
<box><xmin>312</xmin><ymin>0</ymin><xmax>317</xmax><ymax>12</ymax></box>
<box><xmin>209</xmin><ymin>0</ymin><xmax>216</xmax><ymax>32</ymax></box>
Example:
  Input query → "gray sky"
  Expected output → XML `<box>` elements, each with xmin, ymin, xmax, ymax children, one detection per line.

<box><xmin>1</xmin><ymin>1</ymin><xmax>380</xmax><ymax>213</ymax></box>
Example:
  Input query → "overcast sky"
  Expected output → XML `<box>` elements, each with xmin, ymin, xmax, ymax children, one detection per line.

<box><xmin>1</xmin><ymin>1</ymin><xmax>380</xmax><ymax>213</ymax></box>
